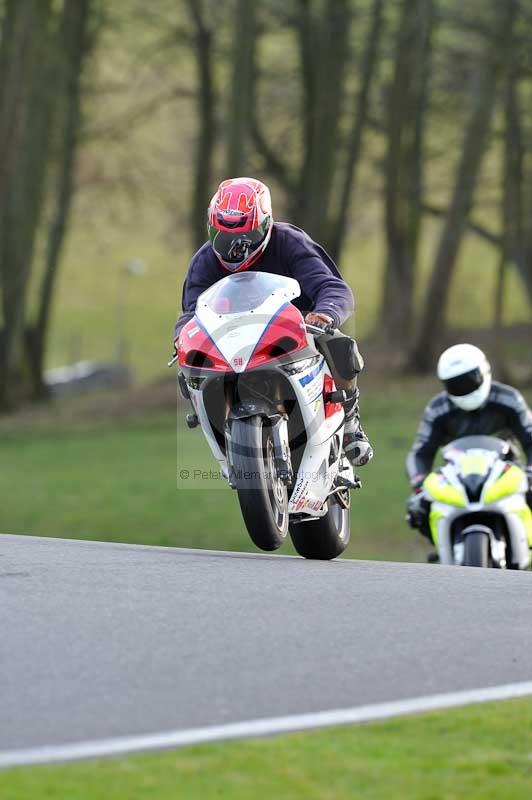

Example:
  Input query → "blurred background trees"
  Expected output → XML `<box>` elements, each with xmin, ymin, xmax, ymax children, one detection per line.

<box><xmin>0</xmin><ymin>0</ymin><xmax>531</xmax><ymax>410</ymax></box>
<box><xmin>0</xmin><ymin>0</ymin><xmax>95</xmax><ymax>408</ymax></box>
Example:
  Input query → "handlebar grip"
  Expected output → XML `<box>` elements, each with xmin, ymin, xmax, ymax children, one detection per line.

<box><xmin>305</xmin><ymin>322</ymin><xmax>336</xmax><ymax>336</ymax></box>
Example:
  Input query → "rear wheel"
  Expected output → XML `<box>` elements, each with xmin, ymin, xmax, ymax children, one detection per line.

<box><xmin>463</xmin><ymin>531</ymin><xmax>490</xmax><ymax>567</ymax></box>
<box><xmin>231</xmin><ymin>416</ymin><xmax>288</xmax><ymax>551</ymax></box>
<box><xmin>289</xmin><ymin>490</ymin><xmax>350</xmax><ymax>560</ymax></box>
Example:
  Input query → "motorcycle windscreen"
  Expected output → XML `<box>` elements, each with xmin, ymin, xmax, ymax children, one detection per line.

<box><xmin>442</xmin><ymin>436</ymin><xmax>510</xmax><ymax>461</ymax></box>
<box><xmin>199</xmin><ymin>271</ymin><xmax>301</xmax><ymax>315</ymax></box>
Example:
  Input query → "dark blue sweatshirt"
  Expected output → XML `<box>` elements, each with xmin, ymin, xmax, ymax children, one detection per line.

<box><xmin>174</xmin><ymin>222</ymin><xmax>354</xmax><ymax>335</ymax></box>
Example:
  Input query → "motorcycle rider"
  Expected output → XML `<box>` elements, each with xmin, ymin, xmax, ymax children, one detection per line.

<box><xmin>406</xmin><ymin>343</ymin><xmax>532</xmax><ymax>540</ymax></box>
<box><xmin>174</xmin><ymin>176</ymin><xmax>373</xmax><ymax>467</ymax></box>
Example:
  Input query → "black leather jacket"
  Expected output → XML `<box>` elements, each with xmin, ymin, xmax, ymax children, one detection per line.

<box><xmin>406</xmin><ymin>381</ymin><xmax>532</xmax><ymax>483</ymax></box>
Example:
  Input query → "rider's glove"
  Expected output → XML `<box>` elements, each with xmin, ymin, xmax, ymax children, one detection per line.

<box><xmin>406</xmin><ymin>489</ymin><xmax>429</xmax><ymax>530</ymax></box>
<box><xmin>410</xmin><ymin>473</ymin><xmax>427</xmax><ymax>493</ymax></box>
<box><xmin>406</xmin><ymin>473</ymin><xmax>428</xmax><ymax>529</ymax></box>
<box><xmin>305</xmin><ymin>312</ymin><xmax>335</xmax><ymax>330</ymax></box>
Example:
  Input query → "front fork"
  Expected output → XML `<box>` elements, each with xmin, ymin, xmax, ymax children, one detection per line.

<box><xmin>225</xmin><ymin>407</ymin><xmax>292</xmax><ymax>489</ymax></box>
<box><xmin>271</xmin><ymin>416</ymin><xmax>292</xmax><ymax>484</ymax></box>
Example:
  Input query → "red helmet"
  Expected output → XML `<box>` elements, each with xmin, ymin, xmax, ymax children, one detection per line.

<box><xmin>207</xmin><ymin>177</ymin><xmax>273</xmax><ymax>272</ymax></box>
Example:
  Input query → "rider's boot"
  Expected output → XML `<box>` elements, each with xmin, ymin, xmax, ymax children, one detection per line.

<box><xmin>342</xmin><ymin>389</ymin><xmax>373</xmax><ymax>467</ymax></box>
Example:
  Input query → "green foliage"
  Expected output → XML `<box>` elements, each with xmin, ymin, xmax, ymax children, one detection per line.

<box><xmin>2</xmin><ymin>698</ymin><xmax>532</xmax><ymax>799</ymax></box>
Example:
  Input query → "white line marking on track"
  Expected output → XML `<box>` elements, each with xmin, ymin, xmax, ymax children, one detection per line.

<box><xmin>1</xmin><ymin>680</ymin><xmax>532</xmax><ymax>769</ymax></box>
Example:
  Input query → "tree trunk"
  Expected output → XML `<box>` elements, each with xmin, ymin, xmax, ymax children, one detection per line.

<box><xmin>504</xmin><ymin>65</ymin><xmax>532</xmax><ymax>305</ymax></box>
<box><xmin>0</xmin><ymin>1</ymin><xmax>36</xmax><ymax>200</ymax></box>
<box><xmin>328</xmin><ymin>0</ymin><xmax>384</xmax><ymax>261</ymax></box>
<box><xmin>27</xmin><ymin>0</ymin><xmax>93</xmax><ymax>397</ymax></box>
<box><xmin>0</xmin><ymin>0</ymin><xmax>56</xmax><ymax>409</ymax></box>
<box><xmin>381</xmin><ymin>0</ymin><xmax>433</xmax><ymax>344</ymax></box>
<box><xmin>408</xmin><ymin>1</ymin><xmax>518</xmax><ymax>372</ymax></box>
<box><xmin>291</xmin><ymin>0</ymin><xmax>351</xmax><ymax>245</ymax></box>
<box><xmin>187</xmin><ymin>0</ymin><xmax>216</xmax><ymax>250</ymax></box>
<box><xmin>226</xmin><ymin>0</ymin><xmax>255</xmax><ymax>176</ymax></box>
<box><xmin>251</xmin><ymin>0</ymin><xmax>356</xmax><ymax>249</ymax></box>
<box><xmin>493</xmin><ymin>25</ymin><xmax>531</xmax><ymax>383</ymax></box>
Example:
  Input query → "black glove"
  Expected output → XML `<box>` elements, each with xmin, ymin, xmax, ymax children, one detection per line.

<box><xmin>405</xmin><ymin>474</ymin><xmax>427</xmax><ymax>529</ymax></box>
<box><xmin>406</xmin><ymin>490</ymin><xmax>429</xmax><ymax>530</ymax></box>
<box><xmin>407</xmin><ymin>493</ymin><xmax>420</xmax><ymax>529</ymax></box>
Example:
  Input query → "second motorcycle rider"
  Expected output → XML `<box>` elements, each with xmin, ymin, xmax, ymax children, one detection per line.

<box><xmin>174</xmin><ymin>176</ymin><xmax>373</xmax><ymax>468</ymax></box>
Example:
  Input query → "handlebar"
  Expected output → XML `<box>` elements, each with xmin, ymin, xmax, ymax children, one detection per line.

<box><xmin>305</xmin><ymin>322</ymin><xmax>336</xmax><ymax>336</ymax></box>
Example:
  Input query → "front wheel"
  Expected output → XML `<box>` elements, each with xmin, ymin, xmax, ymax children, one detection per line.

<box><xmin>231</xmin><ymin>416</ymin><xmax>289</xmax><ymax>551</ymax></box>
<box><xmin>463</xmin><ymin>531</ymin><xmax>490</xmax><ymax>567</ymax></box>
<box><xmin>289</xmin><ymin>490</ymin><xmax>351</xmax><ymax>560</ymax></box>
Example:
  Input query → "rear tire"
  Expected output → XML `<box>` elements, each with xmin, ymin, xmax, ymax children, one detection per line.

<box><xmin>463</xmin><ymin>531</ymin><xmax>490</xmax><ymax>567</ymax></box>
<box><xmin>231</xmin><ymin>416</ymin><xmax>289</xmax><ymax>551</ymax></box>
<box><xmin>289</xmin><ymin>491</ymin><xmax>350</xmax><ymax>560</ymax></box>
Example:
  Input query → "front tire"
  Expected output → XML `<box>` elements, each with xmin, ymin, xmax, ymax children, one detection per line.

<box><xmin>463</xmin><ymin>531</ymin><xmax>490</xmax><ymax>567</ymax></box>
<box><xmin>231</xmin><ymin>416</ymin><xmax>289</xmax><ymax>551</ymax></box>
<box><xmin>289</xmin><ymin>490</ymin><xmax>351</xmax><ymax>560</ymax></box>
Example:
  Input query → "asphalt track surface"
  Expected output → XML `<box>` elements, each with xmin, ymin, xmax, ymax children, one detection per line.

<box><xmin>1</xmin><ymin>534</ymin><xmax>532</xmax><ymax>766</ymax></box>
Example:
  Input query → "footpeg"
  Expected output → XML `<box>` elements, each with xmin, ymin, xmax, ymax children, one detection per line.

<box><xmin>336</xmin><ymin>473</ymin><xmax>362</xmax><ymax>490</ymax></box>
<box><xmin>186</xmin><ymin>413</ymin><xmax>199</xmax><ymax>429</ymax></box>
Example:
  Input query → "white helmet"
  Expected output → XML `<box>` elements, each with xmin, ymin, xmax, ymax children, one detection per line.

<box><xmin>437</xmin><ymin>344</ymin><xmax>492</xmax><ymax>411</ymax></box>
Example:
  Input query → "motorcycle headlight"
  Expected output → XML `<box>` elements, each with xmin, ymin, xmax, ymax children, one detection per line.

<box><xmin>281</xmin><ymin>356</ymin><xmax>320</xmax><ymax>376</ymax></box>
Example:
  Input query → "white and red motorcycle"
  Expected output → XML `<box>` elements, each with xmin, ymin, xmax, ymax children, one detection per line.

<box><xmin>174</xmin><ymin>271</ymin><xmax>359</xmax><ymax>559</ymax></box>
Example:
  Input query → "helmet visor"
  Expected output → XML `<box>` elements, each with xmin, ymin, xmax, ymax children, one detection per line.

<box><xmin>209</xmin><ymin>226</ymin><xmax>267</xmax><ymax>270</ymax></box>
<box><xmin>443</xmin><ymin>368</ymin><xmax>483</xmax><ymax>397</ymax></box>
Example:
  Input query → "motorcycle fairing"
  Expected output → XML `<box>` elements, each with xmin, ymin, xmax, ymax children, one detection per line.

<box><xmin>187</xmin><ymin>386</ymin><xmax>229</xmax><ymax>478</ymax></box>
<box><xmin>285</xmin><ymin>358</ymin><xmax>348</xmax><ymax>514</ymax></box>
<box><xmin>178</xmin><ymin>318</ymin><xmax>232</xmax><ymax>371</ymax></box>
<box><xmin>484</xmin><ymin>464</ymin><xmax>526</xmax><ymax>503</ymax></box>
<box><xmin>424</xmin><ymin>473</ymin><xmax>466</xmax><ymax>507</ymax></box>
<box><xmin>516</xmin><ymin>506</ymin><xmax>532</xmax><ymax>544</ymax></box>
<box><xmin>193</xmin><ymin>272</ymin><xmax>305</xmax><ymax>374</ymax></box>
<box><xmin>195</xmin><ymin>300</ymin><xmax>306</xmax><ymax>374</ymax></box>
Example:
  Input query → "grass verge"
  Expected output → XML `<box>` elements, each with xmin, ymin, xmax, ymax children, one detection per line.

<box><xmin>0</xmin><ymin>381</ymin><xmax>440</xmax><ymax>562</ymax></box>
<box><xmin>1</xmin><ymin>698</ymin><xmax>531</xmax><ymax>799</ymax></box>
<box><xmin>2</xmin><ymin>378</ymin><xmax>530</xmax><ymax>560</ymax></box>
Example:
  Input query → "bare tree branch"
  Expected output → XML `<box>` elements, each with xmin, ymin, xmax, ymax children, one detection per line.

<box><xmin>421</xmin><ymin>202</ymin><xmax>502</xmax><ymax>246</ymax></box>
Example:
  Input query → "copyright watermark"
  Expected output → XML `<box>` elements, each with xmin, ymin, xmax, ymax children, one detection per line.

<box><xmin>176</xmin><ymin>460</ymin><xmax>338</xmax><ymax>488</ymax></box>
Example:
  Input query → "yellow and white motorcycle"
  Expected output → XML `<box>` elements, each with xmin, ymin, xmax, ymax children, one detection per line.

<box><xmin>423</xmin><ymin>435</ymin><xmax>532</xmax><ymax>568</ymax></box>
